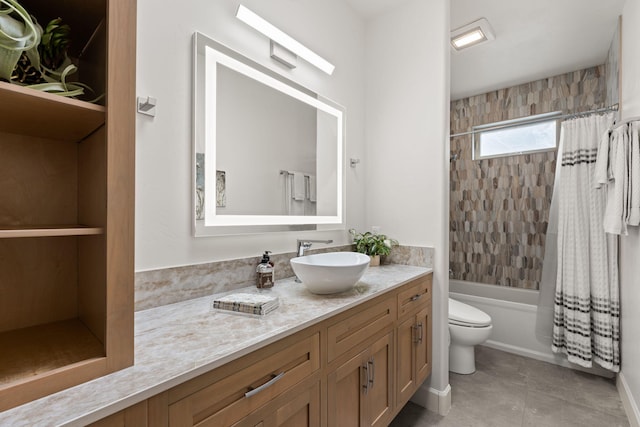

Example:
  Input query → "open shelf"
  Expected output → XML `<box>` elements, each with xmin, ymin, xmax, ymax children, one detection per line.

<box><xmin>0</xmin><ymin>0</ymin><xmax>134</xmax><ymax>412</ymax></box>
<box><xmin>0</xmin><ymin>82</ymin><xmax>105</xmax><ymax>142</ymax></box>
<box><xmin>0</xmin><ymin>225</ymin><xmax>104</xmax><ymax>239</ymax></box>
<box><xmin>0</xmin><ymin>319</ymin><xmax>105</xmax><ymax>386</ymax></box>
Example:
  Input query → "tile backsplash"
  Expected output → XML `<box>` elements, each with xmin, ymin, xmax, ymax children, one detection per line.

<box><xmin>135</xmin><ymin>245</ymin><xmax>433</xmax><ymax>311</ymax></box>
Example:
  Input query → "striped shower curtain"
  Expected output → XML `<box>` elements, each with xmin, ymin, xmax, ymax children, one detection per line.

<box><xmin>552</xmin><ymin>112</ymin><xmax>620</xmax><ymax>372</ymax></box>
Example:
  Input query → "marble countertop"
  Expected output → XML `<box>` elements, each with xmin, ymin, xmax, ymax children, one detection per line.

<box><xmin>0</xmin><ymin>265</ymin><xmax>431</xmax><ymax>427</ymax></box>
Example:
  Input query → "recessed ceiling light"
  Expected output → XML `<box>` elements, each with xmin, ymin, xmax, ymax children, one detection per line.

<box><xmin>451</xmin><ymin>18</ymin><xmax>495</xmax><ymax>51</ymax></box>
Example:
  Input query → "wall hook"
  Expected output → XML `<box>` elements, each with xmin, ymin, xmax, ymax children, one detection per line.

<box><xmin>350</xmin><ymin>158</ymin><xmax>360</xmax><ymax>168</ymax></box>
<box><xmin>137</xmin><ymin>96</ymin><xmax>157</xmax><ymax>117</ymax></box>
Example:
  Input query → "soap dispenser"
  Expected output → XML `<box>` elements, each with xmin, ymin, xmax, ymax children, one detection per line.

<box><xmin>256</xmin><ymin>251</ymin><xmax>275</xmax><ymax>289</ymax></box>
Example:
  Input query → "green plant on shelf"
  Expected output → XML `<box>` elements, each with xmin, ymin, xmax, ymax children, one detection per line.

<box><xmin>0</xmin><ymin>0</ymin><xmax>100</xmax><ymax>101</ymax></box>
<box><xmin>349</xmin><ymin>228</ymin><xmax>399</xmax><ymax>257</ymax></box>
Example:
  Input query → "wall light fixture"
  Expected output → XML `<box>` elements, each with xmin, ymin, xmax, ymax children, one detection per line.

<box><xmin>235</xmin><ymin>4</ymin><xmax>335</xmax><ymax>75</ymax></box>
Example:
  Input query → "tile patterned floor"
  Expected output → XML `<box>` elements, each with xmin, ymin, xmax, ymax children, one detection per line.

<box><xmin>390</xmin><ymin>346</ymin><xmax>629</xmax><ymax>427</ymax></box>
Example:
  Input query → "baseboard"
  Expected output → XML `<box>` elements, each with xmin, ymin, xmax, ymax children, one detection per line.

<box><xmin>482</xmin><ymin>341</ymin><xmax>615</xmax><ymax>379</ymax></box>
<box><xmin>410</xmin><ymin>383</ymin><xmax>451</xmax><ymax>416</ymax></box>
<box><xmin>618</xmin><ymin>373</ymin><xmax>640</xmax><ymax>427</ymax></box>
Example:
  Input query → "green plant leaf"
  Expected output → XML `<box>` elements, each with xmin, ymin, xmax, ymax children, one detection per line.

<box><xmin>0</xmin><ymin>0</ymin><xmax>39</xmax><ymax>80</ymax></box>
<box><xmin>350</xmin><ymin>229</ymin><xmax>399</xmax><ymax>256</ymax></box>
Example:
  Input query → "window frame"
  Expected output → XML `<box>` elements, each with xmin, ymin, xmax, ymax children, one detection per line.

<box><xmin>472</xmin><ymin>111</ymin><xmax>562</xmax><ymax>160</ymax></box>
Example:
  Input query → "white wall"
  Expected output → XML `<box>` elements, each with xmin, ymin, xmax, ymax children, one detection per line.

<box><xmin>619</xmin><ymin>0</ymin><xmax>640</xmax><ymax>422</ymax></box>
<box><xmin>136</xmin><ymin>0</ymin><xmax>366</xmax><ymax>270</ymax></box>
<box><xmin>364</xmin><ymin>0</ymin><xmax>451</xmax><ymax>398</ymax></box>
<box><xmin>137</xmin><ymin>0</ymin><xmax>451</xmax><ymax>407</ymax></box>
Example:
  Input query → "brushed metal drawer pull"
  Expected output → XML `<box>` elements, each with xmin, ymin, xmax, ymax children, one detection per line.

<box><xmin>368</xmin><ymin>357</ymin><xmax>375</xmax><ymax>388</ymax></box>
<box><xmin>245</xmin><ymin>372</ymin><xmax>285</xmax><ymax>398</ymax></box>
<box><xmin>410</xmin><ymin>294</ymin><xmax>422</xmax><ymax>302</ymax></box>
<box><xmin>362</xmin><ymin>364</ymin><xmax>370</xmax><ymax>395</ymax></box>
<box><xmin>417</xmin><ymin>322</ymin><xmax>424</xmax><ymax>344</ymax></box>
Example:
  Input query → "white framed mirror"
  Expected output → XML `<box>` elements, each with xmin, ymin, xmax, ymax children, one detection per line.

<box><xmin>193</xmin><ymin>32</ymin><xmax>346</xmax><ymax>236</ymax></box>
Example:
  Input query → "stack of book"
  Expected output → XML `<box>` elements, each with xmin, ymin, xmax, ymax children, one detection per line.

<box><xmin>212</xmin><ymin>293</ymin><xmax>279</xmax><ymax>316</ymax></box>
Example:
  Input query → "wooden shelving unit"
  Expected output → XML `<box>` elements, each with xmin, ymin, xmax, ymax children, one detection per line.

<box><xmin>0</xmin><ymin>0</ymin><xmax>135</xmax><ymax>412</ymax></box>
<box><xmin>0</xmin><ymin>82</ymin><xmax>105</xmax><ymax>141</ymax></box>
<box><xmin>0</xmin><ymin>320</ymin><xmax>105</xmax><ymax>385</ymax></box>
<box><xmin>0</xmin><ymin>226</ymin><xmax>104</xmax><ymax>238</ymax></box>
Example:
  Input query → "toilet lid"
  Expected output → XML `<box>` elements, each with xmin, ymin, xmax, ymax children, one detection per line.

<box><xmin>449</xmin><ymin>298</ymin><xmax>492</xmax><ymax>327</ymax></box>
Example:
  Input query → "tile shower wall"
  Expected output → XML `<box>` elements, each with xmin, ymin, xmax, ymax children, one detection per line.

<box><xmin>450</xmin><ymin>66</ymin><xmax>608</xmax><ymax>289</ymax></box>
<box><xmin>605</xmin><ymin>18</ymin><xmax>621</xmax><ymax>107</ymax></box>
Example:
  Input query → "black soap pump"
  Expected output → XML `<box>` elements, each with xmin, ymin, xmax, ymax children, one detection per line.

<box><xmin>256</xmin><ymin>251</ymin><xmax>275</xmax><ymax>289</ymax></box>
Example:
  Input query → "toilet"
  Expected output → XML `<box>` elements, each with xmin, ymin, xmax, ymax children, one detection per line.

<box><xmin>448</xmin><ymin>298</ymin><xmax>493</xmax><ymax>374</ymax></box>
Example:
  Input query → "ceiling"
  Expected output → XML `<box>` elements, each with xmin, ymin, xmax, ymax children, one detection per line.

<box><xmin>345</xmin><ymin>0</ymin><xmax>414</xmax><ymax>20</ymax></box>
<box><xmin>345</xmin><ymin>0</ymin><xmax>627</xmax><ymax>100</ymax></box>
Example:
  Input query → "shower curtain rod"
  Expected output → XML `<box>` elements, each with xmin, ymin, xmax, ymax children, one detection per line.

<box><xmin>449</xmin><ymin>103</ymin><xmax>619</xmax><ymax>139</ymax></box>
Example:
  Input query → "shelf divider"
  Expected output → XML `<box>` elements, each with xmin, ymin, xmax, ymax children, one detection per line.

<box><xmin>0</xmin><ymin>226</ymin><xmax>104</xmax><ymax>239</ymax></box>
<box><xmin>0</xmin><ymin>82</ymin><xmax>105</xmax><ymax>142</ymax></box>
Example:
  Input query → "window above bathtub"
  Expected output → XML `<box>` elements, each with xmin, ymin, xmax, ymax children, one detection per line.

<box><xmin>472</xmin><ymin>112</ymin><xmax>561</xmax><ymax>160</ymax></box>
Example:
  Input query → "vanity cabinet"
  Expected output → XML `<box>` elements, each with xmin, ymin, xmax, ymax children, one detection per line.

<box><xmin>88</xmin><ymin>273</ymin><xmax>432</xmax><ymax>427</ymax></box>
<box><xmin>0</xmin><ymin>0</ymin><xmax>136</xmax><ymax>411</ymax></box>
<box><xmin>396</xmin><ymin>276</ymin><xmax>433</xmax><ymax>404</ymax></box>
<box><xmin>233</xmin><ymin>380</ymin><xmax>320</xmax><ymax>427</ymax></box>
<box><xmin>89</xmin><ymin>402</ymin><xmax>148</xmax><ymax>427</ymax></box>
<box><xmin>327</xmin><ymin>332</ymin><xmax>394</xmax><ymax>427</ymax></box>
<box><xmin>167</xmin><ymin>331</ymin><xmax>321</xmax><ymax>427</ymax></box>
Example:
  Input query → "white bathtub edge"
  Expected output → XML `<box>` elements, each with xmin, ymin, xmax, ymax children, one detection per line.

<box><xmin>482</xmin><ymin>340</ymin><xmax>566</xmax><ymax>366</ymax></box>
<box><xmin>449</xmin><ymin>291</ymin><xmax>538</xmax><ymax>312</ymax></box>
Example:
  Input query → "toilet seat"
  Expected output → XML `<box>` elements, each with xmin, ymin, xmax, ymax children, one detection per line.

<box><xmin>449</xmin><ymin>319</ymin><xmax>492</xmax><ymax>328</ymax></box>
<box><xmin>449</xmin><ymin>298</ymin><xmax>492</xmax><ymax>327</ymax></box>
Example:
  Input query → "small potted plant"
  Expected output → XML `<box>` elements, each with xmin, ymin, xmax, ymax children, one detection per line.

<box><xmin>349</xmin><ymin>229</ymin><xmax>398</xmax><ymax>266</ymax></box>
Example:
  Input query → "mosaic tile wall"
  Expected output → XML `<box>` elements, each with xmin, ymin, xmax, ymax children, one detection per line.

<box><xmin>605</xmin><ymin>18</ymin><xmax>621</xmax><ymax>108</ymax></box>
<box><xmin>450</xmin><ymin>65</ymin><xmax>608</xmax><ymax>289</ymax></box>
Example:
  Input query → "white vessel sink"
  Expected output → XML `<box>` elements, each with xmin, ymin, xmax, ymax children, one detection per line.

<box><xmin>290</xmin><ymin>252</ymin><xmax>370</xmax><ymax>294</ymax></box>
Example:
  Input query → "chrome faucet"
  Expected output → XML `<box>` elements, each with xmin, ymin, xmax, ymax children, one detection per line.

<box><xmin>295</xmin><ymin>239</ymin><xmax>333</xmax><ymax>282</ymax></box>
<box><xmin>296</xmin><ymin>239</ymin><xmax>333</xmax><ymax>257</ymax></box>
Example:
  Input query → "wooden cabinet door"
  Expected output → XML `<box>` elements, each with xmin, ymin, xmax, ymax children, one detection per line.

<box><xmin>327</xmin><ymin>299</ymin><xmax>395</xmax><ymax>363</ymax></box>
<box><xmin>260</xmin><ymin>382</ymin><xmax>320</xmax><ymax>427</ymax></box>
<box><xmin>327</xmin><ymin>332</ymin><xmax>394</xmax><ymax>427</ymax></box>
<box><xmin>367</xmin><ymin>332</ymin><xmax>393</xmax><ymax>427</ymax></box>
<box><xmin>415</xmin><ymin>305</ymin><xmax>432</xmax><ymax>386</ymax></box>
<box><xmin>396</xmin><ymin>302</ymin><xmax>432</xmax><ymax>407</ymax></box>
<box><xmin>327</xmin><ymin>349</ymin><xmax>367</xmax><ymax>427</ymax></box>
<box><xmin>396</xmin><ymin>316</ymin><xmax>417</xmax><ymax>405</ymax></box>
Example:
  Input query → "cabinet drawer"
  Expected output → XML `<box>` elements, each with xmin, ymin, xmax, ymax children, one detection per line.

<box><xmin>233</xmin><ymin>380</ymin><xmax>320</xmax><ymax>427</ymax></box>
<box><xmin>327</xmin><ymin>298</ymin><xmax>395</xmax><ymax>362</ymax></box>
<box><xmin>168</xmin><ymin>333</ymin><xmax>320</xmax><ymax>427</ymax></box>
<box><xmin>397</xmin><ymin>275</ymin><xmax>432</xmax><ymax>318</ymax></box>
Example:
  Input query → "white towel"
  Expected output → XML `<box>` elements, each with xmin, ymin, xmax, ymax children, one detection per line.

<box><xmin>629</xmin><ymin>122</ymin><xmax>640</xmax><ymax>225</ymax></box>
<box><xmin>602</xmin><ymin>127</ymin><xmax>628</xmax><ymax>235</ymax></box>
<box><xmin>594</xmin><ymin>130</ymin><xmax>610</xmax><ymax>189</ymax></box>
<box><xmin>308</xmin><ymin>175</ymin><xmax>317</xmax><ymax>202</ymax></box>
<box><xmin>292</xmin><ymin>172</ymin><xmax>305</xmax><ymax>201</ymax></box>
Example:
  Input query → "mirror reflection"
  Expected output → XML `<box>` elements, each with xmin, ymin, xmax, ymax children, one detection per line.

<box><xmin>192</xmin><ymin>32</ymin><xmax>345</xmax><ymax>236</ymax></box>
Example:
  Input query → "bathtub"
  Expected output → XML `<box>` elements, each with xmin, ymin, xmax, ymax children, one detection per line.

<box><xmin>449</xmin><ymin>279</ymin><xmax>613</xmax><ymax>377</ymax></box>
